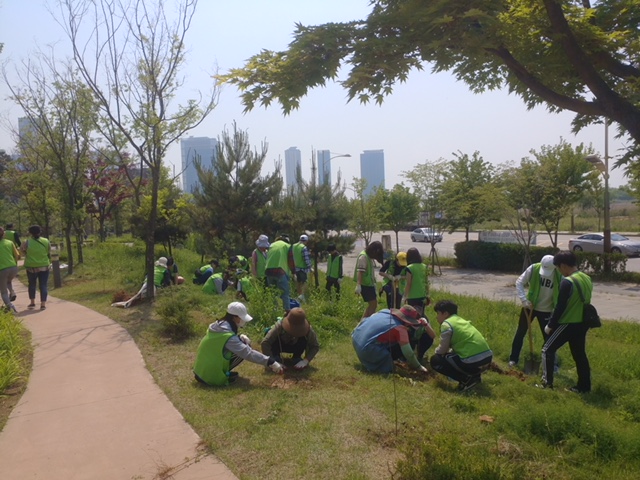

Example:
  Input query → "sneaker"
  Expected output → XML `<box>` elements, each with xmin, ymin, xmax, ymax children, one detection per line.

<box><xmin>508</xmin><ymin>361</ymin><xmax>517</xmax><ymax>368</ymax></box>
<box><xmin>10</xmin><ymin>294</ymin><xmax>16</xmax><ymax>301</ymax></box>
<box><xmin>458</xmin><ymin>376</ymin><xmax>481</xmax><ymax>392</ymax></box>
<box><xmin>534</xmin><ymin>382</ymin><xmax>553</xmax><ymax>390</ymax></box>
<box><xmin>228</xmin><ymin>371</ymin><xmax>239</xmax><ymax>383</ymax></box>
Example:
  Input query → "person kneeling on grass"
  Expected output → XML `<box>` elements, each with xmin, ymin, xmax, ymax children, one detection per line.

<box><xmin>430</xmin><ymin>300</ymin><xmax>493</xmax><ymax>392</ymax></box>
<box><xmin>193</xmin><ymin>302</ymin><xmax>284</xmax><ymax>386</ymax></box>
<box><xmin>261</xmin><ymin>308</ymin><xmax>319</xmax><ymax>370</ymax></box>
<box><xmin>351</xmin><ymin>305</ymin><xmax>435</xmax><ymax>374</ymax></box>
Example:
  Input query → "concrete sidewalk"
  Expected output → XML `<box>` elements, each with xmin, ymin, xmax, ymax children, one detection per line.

<box><xmin>0</xmin><ymin>281</ymin><xmax>237</xmax><ymax>480</ymax></box>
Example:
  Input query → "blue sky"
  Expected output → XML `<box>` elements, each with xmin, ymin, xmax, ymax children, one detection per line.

<box><xmin>0</xmin><ymin>0</ymin><xmax>629</xmax><ymax>188</ymax></box>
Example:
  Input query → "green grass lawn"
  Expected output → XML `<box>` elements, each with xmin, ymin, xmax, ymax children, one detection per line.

<box><xmin>6</xmin><ymin>241</ymin><xmax>640</xmax><ymax>479</ymax></box>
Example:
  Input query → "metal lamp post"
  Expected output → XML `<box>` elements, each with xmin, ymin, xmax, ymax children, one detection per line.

<box><xmin>320</xmin><ymin>153</ymin><xmax>351</xmax><ymax>185</ymax></box>
<box><xmin>585</xmin><ymin>128</ymin><xmax>611</xmax><ymax>272</ymax></box>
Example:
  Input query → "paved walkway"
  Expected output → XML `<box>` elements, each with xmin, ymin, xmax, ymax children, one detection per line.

<box><xmin>0</xmin><ymin>281</ymin><xmax>237</xmax><ymax>480</ymax></box>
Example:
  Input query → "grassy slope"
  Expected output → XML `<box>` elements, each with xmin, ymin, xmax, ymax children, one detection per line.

<box><xmin>20</xmin><ymin>242</ymin><xmax>640</xmax><ymax>479</ymax></box>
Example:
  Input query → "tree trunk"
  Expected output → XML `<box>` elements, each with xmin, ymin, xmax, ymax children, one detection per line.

<box><xmin>65</xmin><ymin>227</ymin><xmax>74</xmax><ymax>275</ymax></box>
<box><xmin>145</xmin><ymin>170</ymin><xmax>161</xmax><ymax>300</ymax></box>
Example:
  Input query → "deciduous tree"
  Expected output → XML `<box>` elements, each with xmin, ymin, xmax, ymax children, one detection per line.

<box><xmin>380</xmin><ymin>184</ymin><xmax>420</xmax><ymax>252</ymax></box>
<box><xmin>58</xmin><ymin>0</ymin><xmax>218</xmax><ymax>296</ymax></box>
<box><xmin>224</xmin><ymin>1</ymin><xmax>639</xmax><ymax>164</ymax></box>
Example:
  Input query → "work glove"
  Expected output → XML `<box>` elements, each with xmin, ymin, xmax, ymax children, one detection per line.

<box><xmin>394</xmin><ymin>275</ymin><xmax>402</xmax><ymax>282</ymax></box>
<box><xmin>401</xmin><ymin>296</ymin><xmax>407</xmax><ymax>306</ymax></box>
<box><xmin>417</xmin><ymin>365</ymin><xmax>428</xmax><ymax>373</ymax></box>
<box><xmin>294</xmin><ymin>359</ymin><xmax>309</xmax><ymax>370</ymax></box>
<box><xmin>270</xmin><ymin>361</ymin><xmax>284</xmax><ymax>374</ymax></box>
<box><xmin>544</xmin><ymin>325</ymin><xmax>553</xmax><ymax>336</ymax></box>
<box><xmin>239</xmin><ymin>334</ymin><xmax>251</xmax><ymax>346</ymax></box>
<box><xmin>355</xmin><ymin>285</ymin><xmax>362</xmax><ymax>295</ymax></box>
<box><xmin>337</xmin><ymin>278</ymin><xmax>343</xmax><ymax>284</ymax></box>
<box><xmin>522</xmin><ymin>300</ymin><xmax>533</xmax><ymax>309</ymax></box>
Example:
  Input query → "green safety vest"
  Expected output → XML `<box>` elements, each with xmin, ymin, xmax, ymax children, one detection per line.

<box><xmin>562</xmin><ymin>272</ymin><xmax>593</xmax><ymax>324</ymax></box>
<box><xmin>4</xmin><ymin>230</ymin><xmax>17</xmax><ymax>246</ymax></box>
<box><xmin>0</xmin><ymin>239</ymin><xmax>18</xmax><ymax>270</ymax></box>
<box><xmin>154</xmin><ymin>265</ymin><xmax>167</xmax><ymax>287</ymax></box>
<box><xmin>266</xmin><ymin>240</ymin><xmax>291</xmax><ymax>272</ymax></box>
<box><xmin>406</xmin><ymin>263</ymin><xmax>428</xmax><ymax>300</ymax></box>
<box><xmin>441</xmin><ymin>314</ymin><xmax>491</xmax><ymax>360</ymax></box>
<box><xmin>193</xmin><ymin>330</ymin><xmax>235</xmax><ymax>386</ymax></box>
<box><xmin>527</xmin><ymin>263</ymin><xmax>562</xmax><ymax>307</ymax></box>
<box><xmin>202</xmin><ymin>273</ymin><xmax>223</xmax><ymax>294</ymax></box>
<box><xmin>235</xmin><ymin>255</ymin><xmax>248</xmax><ymax>270</ymax></box>
<box><xmin>24</xmin><ymin>237</ymin><xmax>50</xmax><ymax>268</ymax></box>
<box><xmin>327</xmin><ymin>254</ymin><xmax>342</xmax><ymax>279</ymax></box>
<box><xmin>293</xmin><ymin>242</ymin><xmax>306</xmax><ymax>269</ymax></box>
<box><xmin>239</xmin><ymin>276</ymin><xmax>254</xmax><ymax>297</ymax></box>
<box><xmin>353</xmin><ymin>250</ymin><xmax>375</xmax><ymax>287</ymax></box>
<box><xmin>253</xmin><ymin>249</ymin><xmax>267</xmax><ymax>278</ymax></box>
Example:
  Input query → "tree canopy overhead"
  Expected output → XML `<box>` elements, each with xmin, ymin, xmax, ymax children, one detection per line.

<box><xmin>224</xmin><ymin>0</ymin><xmax>640</xmax><ymax>163</ymax></box>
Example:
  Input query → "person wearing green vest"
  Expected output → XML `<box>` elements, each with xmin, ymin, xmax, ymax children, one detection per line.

<box><xmin>354</xmin><ymin>240</ymin><xmax>384</xmax><ymax>319</ymax></box>
<box><xmin>401</xmin><ymin>248</ymin><xmax>429</xmax><ymax>314</ymax></box>
<box><xmin>251</xmin><ymin>234</ymin><xmax>270</xmax><ymax>282</ymax></box>
<box><xmin>202</xmin><ymin>272</ymin><xmax>229</xmax><ymax>295</ymax></box>
<box><xmin>229</xmin><ymin>254</ymin><xmax>249</xmax><ymax>273</ymax></box>
<box><xmin>0</xmin><ymin>226</ymin><xmax>21</xmax><ymax>313</ymax></box>
<box><xmin>325</xmin><ymin>244</ymin><xmax>343</xmax><ymax>298</ymax></box>
<box><xmin>235</xmin><ymin>269</ymin><xmax>255</xmax><ymax>301</ymax></box>
<box><xmin>153</xmin><ymin>257</ymin><xmax>172</xmax><ymax>288</ymax></box>
<box><xmin>379</xmin><ymin>251</ymin><xmax>406</xmax><ymax>309</ymax></box>
<box><xmin>265</xmin><ymin>234</ymin><xmax>295</xmax><ymax>313</ymax></box>
<box><xmin>21</xmin><ymin>225</ymin><xmax>51</xmax><ymax>310</ymax></box>
<box><xmin>540</xmin><ymin>251</ymin><xmax>593</xmax><ymax>393</ymax></box>
<box><xmin>292</xmin><ymin>234</ymin><xmax>312</xmax><ymax>303</ymax></box>
<box><xmin>509</xmin><ymin>255</ymin><xmax>562</xmax><ymax>368</ymax></box>
<box><xmin>4</xmin><ymin>223</ymin><xmax>21</xmax><ymax>248</ymax></box>
<box><xmin>193</xmin><ymin>259</ymin><xmax>219</xmax><ymax>285</ymax></box>
<box><xmin>430</xmin><ymin>300</ymin><xmax>493</xmax><ymax>391</ymax></box>
<box><xmin>193</xmin><ymin>302</ymin><xmax>284</xmax><ymax>386</ymax></box>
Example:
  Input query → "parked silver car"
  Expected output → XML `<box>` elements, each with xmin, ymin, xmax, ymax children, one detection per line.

<box><xmin>568</xmin><ymin>233</ymin><xmax>640</xmax><ymax>256</ymax></box>
<box><xmin>410</xmin><ymin>228</ymin><xmax>443</xmax><ymax>243</ymax></box>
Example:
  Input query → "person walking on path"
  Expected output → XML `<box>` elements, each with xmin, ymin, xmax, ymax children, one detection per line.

<box><xmin>0</xmin><ymin>226</ymin><xmax>20</xmax><ymax>313</ymax></box>
<box><xmin>509</xmin><ymin>255</ymin><xmax>562</xmax><ymax>368</ymax></box>
<box><xmin>430</xmin><ymin>300</ymin><xmax>493</xmax><ymax>392</ymax></box>
<box><xmin>4</xmin><ymin>223</ymin><xmax>21</xmax><ymax>248</ymax></box>
<box><xmin>293</xmin><ymin>234</ymin><xmax>312</xmax><ymax>303</ymax></box>
<box><xmin>21</xmin><ymin>225</ymin><xmax>51</xmax><ymax>310</ymax></box>
<box><xmin>193</xmin><ymin>302</ymin><xmax>284</xmax><ymax>386</ymax></box>
<box><xmin>325</xmin><ymin>243</ymin><xmax>343</xmax><ymax>298</ymax></box>
<box><xmin>354</xmin><ymin>240</ymin><xmax>384</xmax><ymax>319</ymax></box>
<box><xmin>251</xmin><ymin>234</ymin><xmax>270</xmax><ymax>281</ymax></box>
<box><xmin>351</xmin><ymin>305</ymin><xmax>434</xmax><ymax>373</ymax></box>
<box><xmin>401</xmin><ymin>248</ymin><xmax>429</xmax><ymax>315</ymax></box>
<box><xmin>265</xmin><ymin>234</ymin><xmax>295</xmax><ymax>314</ymax></box>
<box><xmin>261</xmin><ymin>307</ymin><xmax>320</xmax><ymax>371</ymax></box>
<box><xmin>539</xmin><ymin>251</ymin><xmax>593</xmax><ymax>393</ymax></box>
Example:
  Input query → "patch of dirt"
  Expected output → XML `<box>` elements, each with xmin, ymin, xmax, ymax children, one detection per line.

<box><xmin>488</xmin><ymin>362</ymin><xmax>527</xmax><ymax>381</ymax></box>
<box><xmin>111</xmin><ymin>290</ymin><xmax>132</xmax><ymax>302</ymax></box>
<box><xmin>270</xmin><ymin>376</ymin><xmax>313</xmax><ymax>389</ymax></box>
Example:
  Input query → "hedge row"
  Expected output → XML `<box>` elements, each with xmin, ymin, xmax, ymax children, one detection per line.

<box><xmin>454</xmin><ymin>241</ymin><xmax>628</xmax><ymax>274</ymax></box>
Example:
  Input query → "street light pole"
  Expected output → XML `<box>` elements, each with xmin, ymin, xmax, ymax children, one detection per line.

<box><xmin>320</xmin><ymin>152</ymin><xmax>351</xmax><ymax>185</ymax></box>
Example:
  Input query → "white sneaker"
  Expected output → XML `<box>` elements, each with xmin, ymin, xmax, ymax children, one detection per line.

<box><xmin>508</xmin><ymin>361</ymin><xmax>516</xmax><ymax>368</ymax></box>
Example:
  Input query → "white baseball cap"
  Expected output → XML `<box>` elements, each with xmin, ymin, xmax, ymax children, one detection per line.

<box><xmin>227</xmin><ymin>302</ymin><xmax>253</xmax><ymax>323</ymax></box>
<box><xmin>540</xmin><ymin>255</ymin><xmax>556</xmax><ymax>277</ymax></box>
<box><xmin>300</xmin><ymin>234</ymin><xmax>309</xmax><ymax>241</ymax></box>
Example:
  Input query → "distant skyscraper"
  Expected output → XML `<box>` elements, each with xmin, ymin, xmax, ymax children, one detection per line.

<box><xmin>317</xmin><ymin>149</ymin><xmax>331</xmax><ymax>185</ymax></box>
<box><xmin>285</xmin><ymin>146</ymin><xmax>302</xmax><ymax>190</ymax></box>
<box><xmin>180</xmin><ymin>136</ymin><xmax>217</xmax><ymax>193</ymax></box>
<box><xmin>360</xmin><ymin>149</ymin><xmax>385</xmax><ymax>196</ymax></box>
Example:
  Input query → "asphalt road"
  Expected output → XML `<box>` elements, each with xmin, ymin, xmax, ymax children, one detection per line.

<box><xmin>350</xmin><ymin>230</ymin><xmax>640</xmax><ymax>273</ymax></box>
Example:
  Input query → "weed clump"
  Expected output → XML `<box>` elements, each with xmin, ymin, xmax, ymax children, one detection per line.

<box><xmin>155</xmin><ymin>289</ymin><xmax>199</xmax><ymax>341</ymax></box>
